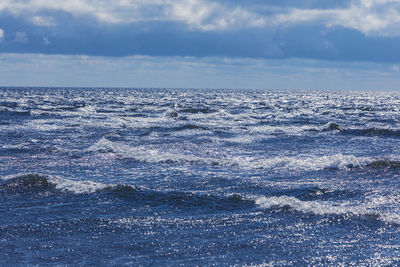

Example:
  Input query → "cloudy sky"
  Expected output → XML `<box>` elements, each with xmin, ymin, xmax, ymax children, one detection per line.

<box><xmin>1</xmin><ymin>0</ymin><xmax>400</xmax><ymax>90</ymax></box>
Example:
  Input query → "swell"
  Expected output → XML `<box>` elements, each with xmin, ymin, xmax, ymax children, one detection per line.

<box><xmin>2</xmin><ymin>174</ymin><xmax>398</xmax><ymax>224</ymax></box>
<box><xmin>344</xmin><ymin>127</ymin><xmax>400</xmax><ymax>137</ymax></box>
<box><xmin>109</xmin><ymin>185</ymin><xmax>254</xmax><ymax>211</ymax></box>
<box><xmin>144</xmin><ymin>124</ymin><xmax>209</xmax><ymax>134</ymax></box>
<box><xmin>0</xmin><ymin>174</ymin><xmax>254</xmax><ymax>211</ymax></box>
<box><xmin>0</xmin><ymin>143</ymin><xmax>60</xmax><ymax>155</ymax></box>
<box><xmin>0</xmin><ymin>173</ymin><xmax>109</xmax><ymax>195</ymax></box>
<box><xmin>86</xmin><ymin>138</ymin><xmax>400</xmax><ymax>171</ymax></box>
<box><xmin>274</xmin><ymin>187</ymin><xmax>359</xmax><ymax>201</ymax></box>
<box><xmin>0</xmin><ymin>174</ymin><xmax>56</xmax><ymax>193</ymax></box>
<box><xmin>314</xmin><ymin>123</ymin><xmax>400</xmax><ymax>137</ymax></box>
<box><xmin>179</xmin><ymin>107</ymin><xmax>217</xmax><ymax>114</ymax></box>
<box><xmin>255</xmin><ymin>195</ymin><xmax>399</xmax><ymax>225</ymax></box>
<box><xmin>0</xmin><ymin>109</ymin><xmax>31</xmax><ymax>117</ymax></box>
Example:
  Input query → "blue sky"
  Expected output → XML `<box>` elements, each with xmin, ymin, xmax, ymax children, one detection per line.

<box><xmin>1</xmin><ymin>0</ymin><xmax>400</xmax><ymax>90</ymax></box>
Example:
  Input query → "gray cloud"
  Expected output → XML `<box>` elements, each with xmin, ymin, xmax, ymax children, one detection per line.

<box><xmin>1</xmin><ymin>0</ymin><xmax>400</xmax><ymax>63</ymax></box>
<box><xmin>1</xmin><ymin>0</ymin><xmax>400</xmax><ymax>36</ymax></box>
<box><xmin>0</xmin><ymin>0</ymin><xmax>266</xmax><ymax>31</ymax></box>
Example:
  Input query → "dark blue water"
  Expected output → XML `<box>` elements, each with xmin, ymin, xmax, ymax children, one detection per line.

<box><xmin>0</xmin><ymin>87</ymin><xmax>399</xmax><ymax>266</ymax></box>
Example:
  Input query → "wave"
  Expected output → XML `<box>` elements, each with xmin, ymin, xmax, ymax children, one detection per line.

<box><xmin>275</xmin><ymin>187</ymin><xmax>358</xmax><ymax>201</ymax></box>
<box><xmin>0</xmin><ymin>143</ymin><xmax>60</xmax><ymax>154</ymax></box>
<box><xmin>1</xmin><ymin>173</ymin><xmax>109</xmax><ymax>194</ymax></box>
<box><xmin>0</xmin><ymin>173</ymin><xmax>254</xmax><ymax>211</ymax></box>
<box><xmin>344</xmin><ymin>127</ymin><xmax>400</xmax><ymax>137</ymax></box>
<box><xmin>314</xmin><ymin>123</ymin><xmax>400</xmax><ymax>137</ymax></box>
<box><xmin>86</xmin><ymin>138</ymin><xmax>400</xmax><ymax>171</ymax></box>
<box><xmin>85</xmin><ymin>137</ymin><xmax>212</xmax><ymax>165</ymax></box>
<box><xmin>233</xmin><ymin>155</ymin><xmax>400</xmax><ymax>171</ymax></box>
<box><xmin>245</xmin><ymin>122</ymin><xmax>400</xmax><ymax>138</ymax></box>
<box><xmin>255</xmin><ymin>196</ymin><xmax>399</xmax><ymax>224</ymax></box>
<box><xmin>179</xmin><ymin>107</ymin><xmax>217</xmax><ymax>114</ymax></box>
<box><xmin>365</xmin><ymin>160</ymin><xmax>400</xmax><ymax>169</ymax></box>
<box><xmin>0</xmin><ymin>101</ymin><xmax>18</xmax><ymax>108</ymax></box>
<box><xmin>2</xmin><ymin>174</ymin><xmax>399</xmax><ymax>223</ymax></box>
<box><xmin>110</xmin><ymin>186</ymin><xmax>254</xmax><ymax>211</ymax></box>
<box><xmin>170</xmin><ymin>124</ymin><xmax>209</xmax><ymax>131</ymax></box>
<box><xmin>0</xmin><ymin>109</ymin><xmax>31</xmax><ymax>117</ymax></box>
<box><xmin>320</xmin><ymin>122</ymin><xmax>343</xmax><ymax>131</ymax></box>
<box><xmin>229</xmin><ymin>154</ymin><xmax>375</xmax><ymax>171</ymax></box>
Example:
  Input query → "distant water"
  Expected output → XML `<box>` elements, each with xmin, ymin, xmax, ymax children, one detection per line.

<box><xmin>0</xmin><ymin>87</ymin><xmax>399</xmax><ymax>266</ymax></box>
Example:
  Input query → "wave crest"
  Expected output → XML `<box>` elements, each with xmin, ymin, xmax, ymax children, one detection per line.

<box><xmin>229</xmin><ymin>154</ymin><xmax>375</xmax><ymax>171</ymax></box>
<box><xmin>255</xmin><ymin>196</ymin><xmax>399</xmax><ymax>224</ymax></box>
<box><xmin>0</xmin><ymin>173</ymin><xmax>255</xmax><ymax>212</ymax></box>
<box><xmin>0</xmin><ymin>174</ymin><xmax>55</xmax><ymax>193</ymax></box>
<box><xmin>86</xmin><ymin>139</ymin><xmax>399</xmax><ymax>171</ymax></box>
<box><xmin>315</xmin><ymin>123</ymin><xmax>400</xmax><ymax>137</ymax></box>
<box><xmin>1</xmin><ymin>173</ymin><xmax>109</xmax><ymax>194</ymax></box>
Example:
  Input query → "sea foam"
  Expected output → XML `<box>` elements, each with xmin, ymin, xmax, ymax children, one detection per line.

<box><xmin>1</xmin><ymin>173</ymin><xmax>110</xmax><ymax>194</ymax></box>
<box><xmin>87</xmin><ymin>138</ymin><xmax>382</xmax><ymax>171</ymax></box>
<box><xmin>255</xmin><ymin>195</ymin><xmax>400</xmax><ymax>224</ymax></box>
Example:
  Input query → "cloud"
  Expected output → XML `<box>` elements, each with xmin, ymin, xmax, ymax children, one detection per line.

<box><xmin>13</xmin><ymin>31</ymin><xmax>28</xmax><ymax>43</ymax></box>
<box><xmin>166</xmin><ymin>0</ymin><xmax>266</xmax><ymax>31</ymax></box>
<box><xmin>1</xmin><ymin>0</ymin><xmax>400</xmax><ymax>63</ymax></box>
<box><xmin>0</xmin><ymin>0</ymin><xmax>265</xmax><ymax>31</ymax></box>
<box><xmin>0</xmin><ymin>28</ymin><xmax>4</xmax><ymax>41</ymax></box>
<box><xmin>0</xmin><ymin>53</ymin><xmax>399</xmax><ymax>90</ymax></box>
<box><xmin>1</xmin><ymin>0</ymin><xmax>400</xmax><ymax>36</ymax></box>
<box><xmin>275</xmin><ymin>0</ymin><xmax>400</xmax><ymax>37</ymax></box>
<box><xmin>31</xmin><ymin>16</ymin><xmax>55</xmax><ymax>27</ymax></box>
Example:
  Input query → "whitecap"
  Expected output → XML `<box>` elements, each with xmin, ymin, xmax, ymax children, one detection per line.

<box><xmin>87</xmin><ymin>139</ymin><xmax>377</xmax><ymax>171</ymax></box>
<box><xmin>255</xmin><ymin>195</ymin><xmax>400</xmax><ymax>224</ymax></box>
<box><xmin>228</xmin><ymin>154</ymin><xmax>375</xmax><ymax>171</ymax></box>
<box><xmin>1</xmin><ymin>173</ymin><xmax>110</xmax><ymax>194</ymax></box>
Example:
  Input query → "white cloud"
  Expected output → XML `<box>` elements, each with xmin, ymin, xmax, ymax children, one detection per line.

<box><xmin>31</xmin><ymin>16</ymin><xmax>56</xmax><ymax>27</ymax></box>
<box><xmin>1</xmin><ymin>0</ymin><xmax>400</xmax><ymax>35</ymax></box>
<box><xmin>166</xmin><ymin>0</ymin><xmax>265</xmax><ymax>31</ymax></box>
<box><xmin>0</xmin><ymin>28</ymin><xmax>4</xmax><ymax>41</ymax></box>
<box><xmin>275</xmin><ymin>0</ymin><xmax>400</xmax><ymax>37</ymax></box>
<box><xmin>0</xmin><ymin>0</ymin><xmax>265</xmax><ymax>31</ymax></box>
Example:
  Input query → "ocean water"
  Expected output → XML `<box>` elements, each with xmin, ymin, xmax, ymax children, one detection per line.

<box><xmin>0</xmin><ymin>87</ymin><xmax>399</xmax><ymax>266</ymax></box>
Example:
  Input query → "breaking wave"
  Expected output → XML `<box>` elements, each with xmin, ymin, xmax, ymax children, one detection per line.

<box><xmin>0</xmin><ymin>173</ymin><xmax>254</xmax><ymax>211</ymax></box>
<box><xmin>228</xmin><ymin>154</ymin><xmax>375</xmax><ymax>171</ymax></box>
<box><xmin>85</xmin><ymin>137</ymin><xmax>211</xmax><ymax>165</ymax></box>
<box><xmin>86</xmin><ymin>138</ymin><xmax>400</xmax><ymax>171</ymax></box>
<box><xmin>255</xmin><ymin>195</ymin><xmax>399</xmax><ymax>224</ymax></box>
<box><xmin>314</xmin><ymin>123</ymin><xmax>400</xmax><ymax>137</ymax></box>
<box><xmin>1</xmin><ymin>173</ymin><xmax>109</xmax><ymax>194</ymax></box>
<box><xmin>2</xmin><ymin>173</ymin><xmax>399</xmax><ymax>224</ymax></box>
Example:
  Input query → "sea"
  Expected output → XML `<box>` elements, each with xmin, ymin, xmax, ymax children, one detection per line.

<box><xmin>0</xmin><ymin>87</ymin><xmax>399</xmax><ymax>266</ymax></box>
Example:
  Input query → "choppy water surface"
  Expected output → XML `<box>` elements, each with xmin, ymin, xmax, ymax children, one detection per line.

<box><xmin>0</xmin><ymin>87</ymin><xmax>399</xmax><ymax>266</ymax></box>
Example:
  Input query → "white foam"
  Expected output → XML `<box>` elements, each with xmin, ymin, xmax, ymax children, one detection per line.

<box><xmin>228</xmin><ymin>154</ymin><xmax>375</xmax><ymax>171</ymax></box>
<box><xmin>86</xmin><ymin>137</ymin><xmax>211</xmax><ymax>165</ymax></box>
<box><xmin>50</xmin><ymin>176</ymin><xmax>109</xmax><ymax>194</ymax></box>
<box><xmin>87</xmin><ymin>139</ymin><xmax>376</xmax><ymax>171</ymax></box>
<box><xmin>86</xmin><ymin>137</ymin><xmax>118</xmax><ymax>153</ymax></box>
<box><xmin>1</xmin><ymin>173</ymin><xmax>109</xmax><ymax>194</ymax></box>
<box><xmin>256</xmin><ymin>196</ymin><xmax>365</xmax><ymax>215</ymax></box>
<box><xmin>255</xmin><ymin>196</ymin><xmax>400</xmax><ymax>224</ymax></box>
<box><xmin>248</xmin><ymin>124</ymin><xmax>318</xmax><ymax>135</ymax></box>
